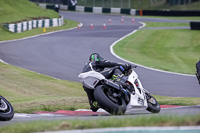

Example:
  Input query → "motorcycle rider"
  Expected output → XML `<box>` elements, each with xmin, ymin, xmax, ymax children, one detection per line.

<box><xmin>196</xmin><ymin>59</ymin><xmax>200</xmax><ymax>84</ymax></box>
<box><xmin>82</xmin><ymin>53</ymin><xmax>132</xmax><ymax>112</ymax></box>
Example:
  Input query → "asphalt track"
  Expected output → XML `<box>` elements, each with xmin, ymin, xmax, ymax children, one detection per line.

<box><xmin>0</xmin><ymin>11</ymin><xmax>199</xmax><ymax>97</ymax></box>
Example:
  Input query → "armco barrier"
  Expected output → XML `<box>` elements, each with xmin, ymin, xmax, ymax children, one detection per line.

<box><xmin>111</xmin><ymin>8</ymin><xmax>121</xmax><ymax>14</ymax></box>
<box><xmin>38</xmin><ymin>4</ymin><xmax>200</xmax><ymax>17</ymax></box>
<box><xmin>60</xmin><ymin>5</ymin><xmax>68</xmax><ymax>10</ymax></box>
<box><xmin>130</xmin><ymin>9</ymin><xmax>136</xmax><ymax>15</ymax></box>
<box><xmin>85</xmin><ymin>7</ymin><xmax>93</xmax><ymax>12</ymax></box>
<box><xmin>38</xmin><ymin>4</ymin><xmax>136</xmax><ymax>15</ymax></box>
<box><xmin>190</xmin><ymin>22</ymin><xmax>200</xmax><ymax>30</ymax></box>
<box><xmin>68</xmin><ymin>6</ymin><xmax>76</xmax><ymax>11</ymax></box>
<box><xmin>76</xmin><ymin>6</ymin><xmax>84</xmax><ymax>12</ymax></box>
<box><xmin>93</xmin><ymin>7</ymin><xmax>102</xmax><ymax>14</ymax></box>
<box><xmin>38</xmin><ymin>3</ymin><xmax>46</xmax><ymax>9</ymax></box>
<box><xmin>103</xmin><ymin>8</ymin><xmax>111</xmax><ymax>14</ymax></box>
<box><xmin>3</xmin><ymin>16</ymin><xmax>64</xmax><ymax>33</ymax></box>
<box><xmin>46</xmin><ymin>5</ymin><xmax>54</xmax><ymax>10</ymax></box>
<box><xmin>121</xmin><ymin>9</ymin><xmax>131</xmax><ymax>15</ymax></box>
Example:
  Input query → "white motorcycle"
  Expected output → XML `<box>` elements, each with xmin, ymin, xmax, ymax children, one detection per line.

<box><xmin>78</xmin><ymin>66</ymin><xmax>160</xmax><ymax>115</ymax></box>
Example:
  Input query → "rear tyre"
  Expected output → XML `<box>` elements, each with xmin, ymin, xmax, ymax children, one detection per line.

<box><xmin>94</xmin><ymin>85</ymin><xmax>126</xmax><ymax>115</ymax></box>
<box><xmin>146</xmin><ymin>95</ymin><xmax>160</xmax><ymax>113</ymax></box>
<box><xmin>0</xmin><ymin>96</ymin><xmax>14</xmax><ymax>121</ymax></box>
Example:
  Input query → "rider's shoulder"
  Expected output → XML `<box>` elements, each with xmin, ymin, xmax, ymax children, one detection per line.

<box><xmin>84</xmin><ymin>62</ymin><xmax>90</xmax><ymax>66</ymax></box>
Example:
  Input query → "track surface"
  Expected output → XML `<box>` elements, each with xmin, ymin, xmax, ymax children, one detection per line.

<box><xmin>0</xmin><ymin>11</ymin><xmax>199</xmax><ymax>97</ymax></box>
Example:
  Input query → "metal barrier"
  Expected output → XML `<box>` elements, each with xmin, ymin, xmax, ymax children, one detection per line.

<box><xmin>29</xmin><ymin>0</ymin><xmax>131</xmax><ymax>8</ymax></box>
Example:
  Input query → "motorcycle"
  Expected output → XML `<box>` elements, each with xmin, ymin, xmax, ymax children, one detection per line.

<box><xmin>0</xmin><ymin>95</ymin><xmax>14</xmax><ymax>121</ymax></box>
<box><xmin>78</xmin><ymin>66</ymin><xmax>160</xmax><ymax>115</ymax></box>
<box><xmin>196</xmin><ymin>60</ymin><xmax>200</xmax><ymax>84</ymax></box>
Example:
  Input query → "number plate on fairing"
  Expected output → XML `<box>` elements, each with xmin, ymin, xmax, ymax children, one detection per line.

<box><xmin>138</xmin><ymin>97</ymin><xmax>144</xmax><ymax>106</ymax></box>
<box><xmin>129</xmin><ymin>94</ymin><xmax>147</xmax><ymax>108</ymax></box>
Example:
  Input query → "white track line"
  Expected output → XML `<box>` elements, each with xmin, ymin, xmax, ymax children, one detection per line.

<box><xmin>110</xmin><ymin>22</ymin><xmax>195</xmax><ymax>77</ymax></box>
<box><xmin>161</xmin><ymin>105</ymin><xmax>200</xmax><ymax>110</ymax></box>
<box><xmin>37</xmin><ymin>126</ymin><xmax>200</xmax><ymax>133</ymax></box>
<box><xmin>0</xmin><ymin>59</ymin><xmax>8</xmax><ymax>65</ymax></box>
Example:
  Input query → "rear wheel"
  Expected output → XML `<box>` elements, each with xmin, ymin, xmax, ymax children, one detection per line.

<box><xmin>0</xmin><ymin>96</ymin><xmax>14</xmax><ymax>121</ymax></box>
<box><xmin>146</xmin><ymin>94</ymin><xmax>160</xmax><ymax>113</ymax></box>
<box><xmin>94</xmin><ymin>85</ymin><xmax>126</xmax><ymax>115</ymax></box>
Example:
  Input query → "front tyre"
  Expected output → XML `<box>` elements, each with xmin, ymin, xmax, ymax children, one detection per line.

<box><xmin>94</xmin><ymin>85</ymin><xmax>126</xmax><ymax>115</ymax></box>
<box><xmin>0</xmin><ymin>96</ymin><xmax>14</xmax><ymax>121</ymax></box>
<box><xmin>146</xmin><ymin>95</ymin><xmax>160</xmax><ymax>113</ymax></box>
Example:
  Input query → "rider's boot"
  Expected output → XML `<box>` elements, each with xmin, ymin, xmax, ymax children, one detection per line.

<box><xmin>90</xmin><ymin>101</ymin><xmax>99</xmax><ymax>112</ymax></box>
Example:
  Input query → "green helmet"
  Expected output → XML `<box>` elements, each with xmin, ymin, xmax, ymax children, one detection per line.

<box><xmin>89</xmin><ymin>53</ymin><xmax>103</xmax><ymax>61</ymax></box>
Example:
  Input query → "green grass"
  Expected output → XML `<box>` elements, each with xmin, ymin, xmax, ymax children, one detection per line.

<box><xmin>154</xmin><ymin>95</ymin><xmax>200</xmax><ymax>106</ymax></box>
<box><xmin>135</xmin><ymin>16</ymin><xmax>200</xmax><ymax>21</ymax></box>
<box><xmin>0</xmin><ymin>62</ymin><xmax>88</xmax><ymax>113</ymax></box>
<box><xmin>144</xmin><ymin>22</ymin><xmax>189</xmax><ymax>27</ymax></box>
<box><xmin>0</xmin><ymin>0</ymin><xmax>59</xmax><ymax>24</ymax></box>
<box><xmin>1</xmin><ymin>114</ymin><xmax>200</xmax><ymax>133</ymax></box>
<box><xmin>114</xmin><ymin>27</ymin><xmax>200</xmax><ymax>75</ymax></box>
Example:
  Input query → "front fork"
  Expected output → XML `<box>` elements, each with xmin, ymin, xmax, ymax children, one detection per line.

<box><xmin>102</xmin><ymin>79</ymin><xmax>130</xmax><ymax>103</ymax></box>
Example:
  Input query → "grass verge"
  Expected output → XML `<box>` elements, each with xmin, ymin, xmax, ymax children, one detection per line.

<box><xmin>154</xmin><ymin>95</ymin><xmax>200</xmax><ymax>106</ymax></box>
<box><xmin>0</xmin><ymin>62</ymin><xmax>88</xmax><ymax>113</ymax></box>
<box><xmin>135</xmin><ymin>16</ymin><xmax>200</xmax><ymax>21</ymax></box>
<box><xmin>1</xmin><ymin>114</ymin><xmax>200</xmax><ymax>133</ymax></box>
<box><xmin>0</xmin><ymin>0</ymin><xmax>59</xmax><ymax>24</ymax></box>
<box><xmin>144</xmin><ymin>22</ymin><xmax>189</xmax><ymax>27</ymax></box>
<box><xmin>113</xmin><ymin>24</ymin><xmax>200</xmax><ymax>75</ymax></box>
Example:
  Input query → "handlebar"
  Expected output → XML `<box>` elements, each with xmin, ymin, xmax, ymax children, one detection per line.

<box><xmin>131</xmin><ymin>65</ymin><xmax>137</xmax><ymax>68</ymax></box>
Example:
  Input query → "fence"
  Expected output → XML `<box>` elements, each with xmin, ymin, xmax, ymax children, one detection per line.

<box><xmin>29</xmin><ymin>0</ymin><xmax>132</xmax><ymax>8</ymax></box>
<box><xmin>77</xmin><ymin>0</ymin><xmax>131</xmax><ymax>8</ymax></box>
<box><xmin>29</xmin><ymin>0</ymin><xmax>200</xmax><ymax>9</ymax></box>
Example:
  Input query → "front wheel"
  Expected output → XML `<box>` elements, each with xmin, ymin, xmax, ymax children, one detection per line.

<box><xmin>0</xmin><ymin>96</ymin><xmax>14</xmax><ymax>121</ymax></box>
<box><xmin>146</xmin><ymin>94</ymin><xmax>160</xmax><ymax>113</ymax></box>
<box><xmin>94</xmin><ymin>85</ymin><xmax>127</xmax><ymax>115</ymax></box>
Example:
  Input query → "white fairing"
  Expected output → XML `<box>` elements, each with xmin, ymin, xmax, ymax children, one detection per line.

<box><xmin>78</xmin><ymin>69</ymin><xmax>148</xmax><ymax>112</ymax></box>
<box><xmin>127</xmin><ymin>70</ymin><xmax>148</xmax><ymax>110</ymax></box>
<box><xmin>78</xmin><ymin>71</ymin><xmax>105</xmax><ymax>89</ymax></box>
